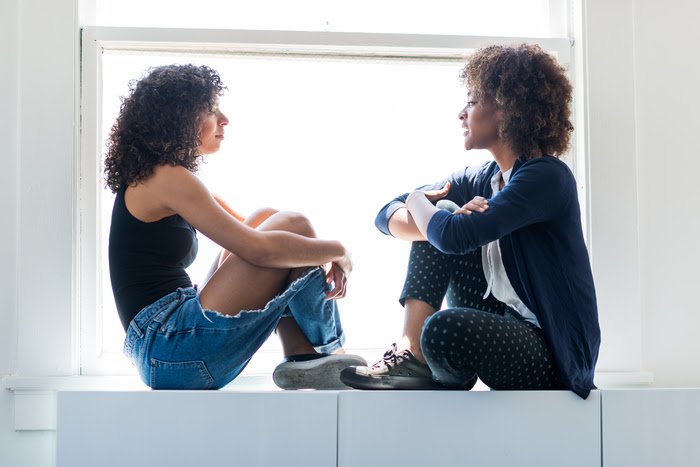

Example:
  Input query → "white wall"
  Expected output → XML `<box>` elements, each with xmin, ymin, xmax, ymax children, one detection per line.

<box><xmin>0</xmin><ymin>0</ymin><xmax>25</xmax><ymax>465</ymax></box>
<box><xmin>1</xmin><ymin>0</ymin><xmax>76</xmax><ymax>465</ymax></box>
<box><xmin>633</xmin><ymin>0</ymin><xmax>700</xmax><ymax>386</ymax></box>
<box><xmin>14</xmin><ymin>0</ymin><xmax>77</xmax><ymax>377</ymax></box>
<box><xmin>1</xmin><ymin>0</ymin><xmax>700</xmax><ymax>466</ymax></box>
<box><xmin>0</xmin><ymin>0</ymin><xmax>19</xmax><ymax>373</ymax></box>
<box><xmin>584</xmin><ymin>0</ymin><xmax>643</xmax><ymax>374</ymax></box>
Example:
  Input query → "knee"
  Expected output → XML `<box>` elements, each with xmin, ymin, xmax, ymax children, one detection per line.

<box><xmin>420</xmin><ymin>309</ymin><xmax>451</xmax><ymax>355</ymax></box>
<box><xmin>262</xmin><ymin>211</ymin><xmax>316</xmax><ymax>238</ymax></box>
<box><xmin>436</xmin><ymin>199</ymin><xmax>460</xmax><ymax>213</ymax></box>
<box><xmin>244</xmin><ymin>207</ymin><xmax>279</xmax><ymax>228</ymax></box>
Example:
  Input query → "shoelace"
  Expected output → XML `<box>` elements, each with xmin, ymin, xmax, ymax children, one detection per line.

<box><xmin>371</xmin><ymin>343</ymin><xmax>408</xmax><ymax>369</ymax></box>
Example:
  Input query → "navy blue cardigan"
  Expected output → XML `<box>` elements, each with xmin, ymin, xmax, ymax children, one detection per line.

<box><xmin>375</xmin><ymin>156</ymin><xmax>600</xmax><ymax>399</ymax></box>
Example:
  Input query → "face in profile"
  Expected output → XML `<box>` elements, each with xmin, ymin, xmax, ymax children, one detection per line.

<box><xmin>197</xmin><ymin>100</ymin><xmax>229</xmax><ymax>155</ymax></box>
<box><xmin>459</xmin><ymin>94</ymin><xmax>501</xmax><ymax>151</ymax></box>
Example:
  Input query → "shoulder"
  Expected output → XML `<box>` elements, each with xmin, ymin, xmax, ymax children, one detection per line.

<box><xmin>134</xmin><ymin>164</ymin><xmax>209</xmax><ymax>213</ymax></box>
<box><xmin>147</xmin><ymin>164</ymin><xmax>203</xmax><ymax>192</ymax></box>
<box><xmin>151</xmin><ymin>164</ymin><xmax>195</xmax><ymax>180</ymax></box>
<box><xmin>460</xmin><ymin>160</ymin><xmax>499</xmax><ymax>183</ymax></box>
<box><xmin>516</xmin><ymin>156</ymin><xmax>575</xmax><ymax>184</ymax></box>
<box><xmin>519</xmin><ymin>155</ymin><xmax>572</xmax><ymax>174</ymax></box>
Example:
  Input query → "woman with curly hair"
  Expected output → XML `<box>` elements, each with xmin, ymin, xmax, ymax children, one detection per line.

<box><xmin>341</xmin><ymin>44</ymin><xmax>600</xmax><ymax>399</ymax></box>
<box><xmin>106</xmin><ymin>64</ymin><xmax>365</xmax><ymax>390</ymax></box>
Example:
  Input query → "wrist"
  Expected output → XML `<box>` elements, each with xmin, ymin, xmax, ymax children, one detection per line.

<box><xmin>406</xmin><ymin>191</ymin><xmax>426</xmax><ymax>210</ymax></box>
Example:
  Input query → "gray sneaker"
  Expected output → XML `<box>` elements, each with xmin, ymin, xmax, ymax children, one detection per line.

<box><xmin>273</xmin><ymin>353</ymin><xmax>367</xmax><ymax>390</ymax></box>
<box><xmin>339</xmin><ymin>343</ymin><xmax>443</xmax><ymax>390</ymax></box>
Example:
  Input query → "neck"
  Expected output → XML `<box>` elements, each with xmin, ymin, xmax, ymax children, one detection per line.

<box><xmin>489</xmin><ymin>142</ymin><xmax>518</xmax><ymax>174</ymax></box>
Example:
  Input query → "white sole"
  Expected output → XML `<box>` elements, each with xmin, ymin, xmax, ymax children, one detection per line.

<box><xmin>273</xmin><ymin>355</ymin><xmax>367</xmax><ymax>390</ymax></box>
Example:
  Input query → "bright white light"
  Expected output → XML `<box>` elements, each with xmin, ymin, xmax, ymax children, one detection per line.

<box><xmin>94</xmin><ymin>0</ymin><xmax>565</xmax><ymax>37</ymax></box>
<box><xmin>99</xmin><ymin>51</ymin><xmax>494</xmax><ymax>371</ymax></box>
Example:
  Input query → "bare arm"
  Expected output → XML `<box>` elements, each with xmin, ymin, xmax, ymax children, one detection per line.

<box><xmin>387</xmin><ymin>182</ymin><xmax>451</xmax><ymax>241</ymax></box>
<box><xmin>149</xmin><ymin>165</ymin><xmax>348</xmax><ymax>270</ymax></box>
<box><xmin>211</xmin><ymin>193</ymin><xmax>246</xmax><ymax>222</ymax></box>
<box><xmin>405</xmin><ymin>191</ymin><xmax>440</xmax><ymax>238</ymax></box>
<box><xmin>387</xmin><ymin>207</ymin><xmax>426</xmax><ymax>241</ymax></box>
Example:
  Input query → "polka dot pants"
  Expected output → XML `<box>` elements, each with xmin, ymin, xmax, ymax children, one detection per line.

<box><xmin>401</xmin><ymin>241</ymin><xmax>563</xmax><ymax>391</ymax></box>
<box><xmin>399</xmin><ymin>241</ymin><xmax>507</xmax><ymax>313</ymax></box>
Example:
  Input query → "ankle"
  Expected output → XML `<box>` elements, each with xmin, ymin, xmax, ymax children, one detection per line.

<box><xmin>410</xmin><ymin>348</ymin><xmax>426</xmax><ymax>364</ymax></box>
<box><xmin>281</xmin><ymin>342</ymin><xmax>317</xmax><ymax>357</ymax></box>
<box><xmin>397</xmin><ymin>337</ymin><xmax>426</xmax><ymax>363</ymax></box>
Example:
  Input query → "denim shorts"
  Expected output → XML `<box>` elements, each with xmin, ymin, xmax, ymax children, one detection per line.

<box><xmin>123</xmin><ymin>267</ymin><xmax>345</xmax><ymax>389</ymax></box>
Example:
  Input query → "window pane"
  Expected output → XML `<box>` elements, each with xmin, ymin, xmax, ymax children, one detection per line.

<box><xmin>99</xmin><ymin>50</ymin><xmax>494</xmax><ymax>371</ymax></box>
<box><xmin>94</xmin><ymin>0</ymin><xmax>568</xmax><ymax>38</ymax></box>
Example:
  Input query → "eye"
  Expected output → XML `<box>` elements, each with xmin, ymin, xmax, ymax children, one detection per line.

<box><xmin>466</xmin><ymin>101</ymin><xmax>478</xmax><ymax>108</ymax></box>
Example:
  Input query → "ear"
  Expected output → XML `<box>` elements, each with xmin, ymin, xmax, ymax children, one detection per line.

<box><xmin>493</xmin><ymin>107</ymin><xmax>504</xmax><ymax>124</ymax></box>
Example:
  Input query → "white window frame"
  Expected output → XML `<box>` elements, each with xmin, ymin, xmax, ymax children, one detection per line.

<box><xmin>78</xmin><ymin>26</ymin><xmax>574</xmax><ymax>375</ymax></box>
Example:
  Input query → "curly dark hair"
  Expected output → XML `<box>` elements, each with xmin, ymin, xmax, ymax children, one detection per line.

<box><xmin>104</xmin><ymin>64</ymin><xmax>225</xmax><ymax>192</ymax></box>
<box><xmin>461</xmin><ymin>44</ymin><xmax>573</xmax><ymax>158</ymax></box>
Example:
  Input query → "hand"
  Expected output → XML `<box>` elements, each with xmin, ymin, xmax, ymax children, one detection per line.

<box><xmin>323</xmin><ymin>253</ymin><xmax>352</xmax><ymax>300</ymax></box>
<box><xmin>409</xmin><ymin>182</ymin><xmax>451</xmax><ymax>204</ymax></box>
<box><xmin>453</xmin><ymin>196</ymin><xmax>489</xmax><ymax>215</ymax></box>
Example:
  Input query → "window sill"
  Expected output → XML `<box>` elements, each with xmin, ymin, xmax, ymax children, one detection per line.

<box><xmin>2</xmin><ymin>374</ymin><xmax>280</xmax><ymax>431</ymax></box>
<box><xmin>2</xmin><ymin>370</ymin><xmax>653</xmax><ymax>431</ymax></box>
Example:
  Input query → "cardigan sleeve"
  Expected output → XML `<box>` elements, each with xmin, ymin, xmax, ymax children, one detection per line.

<box><xmin>426</xmin><ymin>157</ymin><xmax>573</xmax><ymax>254</ymax></box>
<box><xmin>374</xmin><ymin>164</ymin><xmax>487</xmax><ymax>236</ymax></box>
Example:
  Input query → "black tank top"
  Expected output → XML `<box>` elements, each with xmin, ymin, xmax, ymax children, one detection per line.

<box><xmin>109</xmin><ymin>187</ymin><xmax>198</xmax><ymax>330</ymax></box>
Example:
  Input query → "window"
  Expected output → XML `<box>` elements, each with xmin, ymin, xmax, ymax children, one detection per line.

<box><xmin>80</xmin><ymin>2</ymin><xmax>573</xmax><ymax>376</ymax></box>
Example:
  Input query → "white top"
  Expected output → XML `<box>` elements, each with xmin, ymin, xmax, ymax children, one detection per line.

<box><xmin>481</xmin><ymin>168</ymin><xmax>541</xmax><ymax>328</ymax></box>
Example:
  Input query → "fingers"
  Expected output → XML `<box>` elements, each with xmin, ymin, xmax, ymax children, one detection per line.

<box><xmin>422</xmin><ymin>183</ymin><xmax>452</xmax><ymax>202</ymax></box>
<box><xmin>455</xmin><ymin>197</ymin><xmax>489</xmax><ymax>215</ymax></box>
<box><xmin>325</xmin><ymin>274</ymin><xmax>347</xmax><ymax>299</ymax></box>
<box><xmin>325</xmin><ymin>263</ymin><xmax>348</xmax><ymax>299</ymax></box>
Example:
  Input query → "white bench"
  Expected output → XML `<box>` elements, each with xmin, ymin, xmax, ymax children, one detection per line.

<box><xmin>55</xmin><ymin>388</ymin><xmax>700</xmax><ymax>467</ymax></box>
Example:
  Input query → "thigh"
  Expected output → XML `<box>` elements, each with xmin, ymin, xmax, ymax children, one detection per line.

<box><xmin>400</xmin><ymin>241</ymin><xmax>507</xmax><ymax>315</ymax></box>
<box><xmin>199</xmin><ymin>211</ymin><xmax>314</xmax><ymax>316</ymax></box>
<box><xmin>399</xmin><ymin>241</ymin><xmax>457</xmax><ymax>310</ymax></box>
<box><xmin>422</xmin><ymin>308</ymin><xmax>562</xmax><ymax>390</ymax></box>
<box><xmin>446</xmin><ymin>250</ymin><xmax>507</xmax><ymax>314</ymax></box>
<box><xmin>146</xmin><ymin>290</ymin><xmax>289</xmax><ymax>389</ymax></box>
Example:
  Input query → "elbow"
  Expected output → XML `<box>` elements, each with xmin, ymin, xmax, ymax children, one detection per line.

<box><xmin>429</xmin><ymin>237</ymin><xmax>465</xmax><ymax>256</ymax></box>
<box><xmin>426</xmin><ymin>220</ymin><xmax>462</xmax><ymax>255</ymax></box>
<box><xmin>238</xmin><ymin>233</ymin><xmax>278</xmax><ymax>267</ymax></box>
<box><xmin>427</xmin><ymin>223</ymin><xmax>476</xmax><ymax>255</ymax></box>
<box><xmin>241</xmin><ymin>243</ymin><xmax>271</xmax><ymax>267</ymax></box>
<box><xmin>374</xmin><ymin>215</ymin><xmax>388</xmax><ymax>235</ymax></box>
<box><xmin>426</xmin><ymin>212</ymin><xmax>480</xmax><ymax>255</ymax></box>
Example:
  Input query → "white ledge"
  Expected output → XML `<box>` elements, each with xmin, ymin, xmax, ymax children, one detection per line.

<box><xmin>594</xmin><ymin>370</ymin><xmax>654</xmax><ymax>387</ymax></box>
<box><xmin>2</xmin><ymin>374</ymin><xmax>279</xmax><ymax>430</ymax></box>
<box><xmin>3</xmin><ymin>370</ymin><xmax>653</xmax><ymax>393</ymax></box>
<box><xmin>2</xmin><ymin>370</ymin><xmax>653</xmax><ymax>431</ymax></box>
<box><xmin>3</xmin><ymin>374</ymin><xmax>279</xmax><ymax>392</ymax></box>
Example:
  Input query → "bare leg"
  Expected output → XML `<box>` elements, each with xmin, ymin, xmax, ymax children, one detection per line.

<box><xmin>399</xmin><ymin>299</ymin><xmax>436</xmax><ymax>363</ymax></box>
<box><xmin>199</xmin><ymin>210</ymin><xmax>326</xmax><ymax>357</ymax></box>
<box><xmin>216</xmin><ymin>207</ymin><xmax>278</xmax><ymax>268</ymax></box>
<box><xmin>277</xmin><ymin>317</ymin><xmax>316</xmax><ymax>355</ymax></box>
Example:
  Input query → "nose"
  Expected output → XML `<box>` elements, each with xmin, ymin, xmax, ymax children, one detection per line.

<box><xmin>458</xmin><ymin>106</ymin><xmax>467</xmax><ymax>121</ymax></box>
<box><xmin>217</xmin><ymin>110</ymin><xmax>229</xmax><ymax>127</ymax></box>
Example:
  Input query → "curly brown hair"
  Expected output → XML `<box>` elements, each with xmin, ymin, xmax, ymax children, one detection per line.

<box><xmin>104</xmin><ymin>64</ymin><xmax>225</xmax><ymax>192</ymax></box>
<box><xmin>461</xmin><ymin>44</ymin><xmax>573</xmax><ymax>158</ymax></box>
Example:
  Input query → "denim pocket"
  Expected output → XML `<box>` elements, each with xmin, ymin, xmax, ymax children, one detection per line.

<box><xmin>149</xmin><ymin>358</ymin><xmax>215</xmax><ymax>390</ymax></box>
